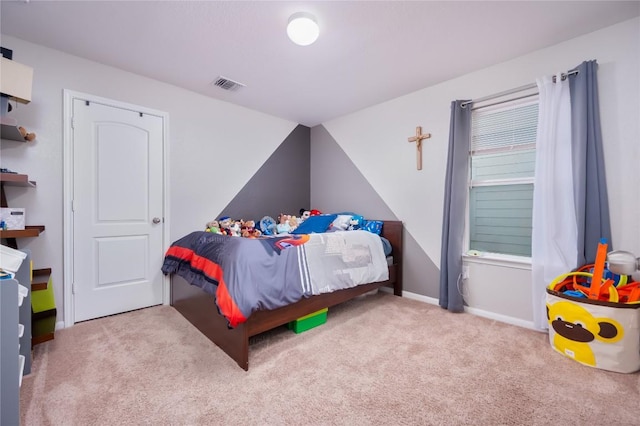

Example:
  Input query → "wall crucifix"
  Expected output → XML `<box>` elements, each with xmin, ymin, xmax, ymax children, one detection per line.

<box><xmin>407</xmin><ymin>126</ymin><xmax>431</xmax><ymax>170</ymax></box>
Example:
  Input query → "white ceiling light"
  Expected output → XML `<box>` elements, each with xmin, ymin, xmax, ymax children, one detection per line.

<box><xmin>287</xmin><ymin>12</ymin><xmax>319</xmax><ymax>46</ymax></box>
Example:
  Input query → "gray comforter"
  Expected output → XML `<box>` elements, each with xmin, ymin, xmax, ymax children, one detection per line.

<box><xmin>162</xmin><ymin>230</ymin><xmax>389</xmax><ymax>327</ymax></box>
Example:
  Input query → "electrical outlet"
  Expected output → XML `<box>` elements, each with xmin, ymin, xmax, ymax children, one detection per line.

<box><xmin>462</xmin><ymin>265</ymin><xmax>470</xmax><ymax>279</ymax></box>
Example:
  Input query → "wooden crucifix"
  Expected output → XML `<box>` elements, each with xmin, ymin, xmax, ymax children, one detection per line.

<box><xmin>408</xmin><ymin>126</ymin><xmax>431</xmax><ymax>170</ymax></box>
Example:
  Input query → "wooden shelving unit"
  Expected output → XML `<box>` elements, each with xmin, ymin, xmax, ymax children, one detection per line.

<box><xmin>1</xmin><ymin>171</ymin><xmax>55</xmax><ymax>347</ymax></box>
<box><xmin>1</xmin><ymin>57</ymin><xmax>39</xmax><ymax>419</ymax></box>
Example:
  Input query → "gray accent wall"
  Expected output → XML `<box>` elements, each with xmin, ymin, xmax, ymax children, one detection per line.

<box><xmin>310</xmin><ymin>125</ymin><xmax>395</xmax><ymax>219</ymax></box>
<box><xmin>220</xmin><ymin>125</ymin><xmax>310</xmax><ymax>222</ymax></box>
<box><xmin>403</xmin><ymin>232</ymin><xmax>440</xmax><ymax>297</ymax></box>
<box><xmin>310</xmin><ymin>124</ymin><xmax>440</xmax><ymax>298</ymax></box>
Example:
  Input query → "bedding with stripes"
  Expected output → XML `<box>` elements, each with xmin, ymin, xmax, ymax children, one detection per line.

<box><xmin>161</xmin><ymin>230</ymin><xmax>389</xmax><ymax>328</ymax></box>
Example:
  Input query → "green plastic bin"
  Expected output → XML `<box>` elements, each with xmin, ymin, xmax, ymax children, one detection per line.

<box><xmin>288</xmin><ymin>308</ymin><xmax>328</xmax><ymax>333</ymax></box>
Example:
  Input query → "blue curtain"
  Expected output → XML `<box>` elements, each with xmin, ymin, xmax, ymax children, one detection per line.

<box><xmin>569</xmin><ymin>60</ymin><xmax>612</xmax><ymax>264</ymax></box>
<box><xmin>439</xmin><ymin>100</ymin><xmax>471</xmax><ymax>312</ymax></box>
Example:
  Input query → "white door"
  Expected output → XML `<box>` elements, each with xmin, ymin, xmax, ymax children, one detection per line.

<box><xmin>72</xmin><ymin>99</ymin><xmax>164</xmax><ymax>322</ymax></box>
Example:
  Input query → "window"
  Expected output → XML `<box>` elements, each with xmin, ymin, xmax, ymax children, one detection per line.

<box><xmin>468</xmin><ymin>97</ymin><xmax>538</xmax><ymax>257</ymax></box>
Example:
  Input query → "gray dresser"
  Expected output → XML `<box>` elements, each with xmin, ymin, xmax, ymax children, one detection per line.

<box><xmin>1</xmin><ymin>248</ymin><xmax>31</xmax><ymax>425</ymax></box>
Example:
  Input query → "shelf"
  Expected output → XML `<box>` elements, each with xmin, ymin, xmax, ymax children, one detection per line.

<box><xmin>0</xmin><ymin>123</ymin><xmax>27</xmax><ymax>142</ymax></box>
<box><xmin>31</xmin><ymin>268</ymin><xmax>51</xmax><ymax>291</ymax></box>
<box><xmin>1</xmin><ymin>173</ymin><xmax>36</xmax><ymax>187</ymax></box>
<box><xmin>1</xmin><ymin>173</ymin><xmax>42</xmax><ymax>251</ymax></box>
<box><xmin>31</xmin><ymin>332</ymin><xmax>54</xmax><ymax>346</ymax></box>
<box><xmin>32</xmin><ymin>309</ymin><xmax>56</xmax><ymax>347</ymax></box>
<box><xmin>0</xmin><ymin>225</ymin><xmax>45</xmax><ymax>239</ymax></box>
<box><xmin>0</xmin><ymin>173</ymin><xmax>36</xmax><ymax>187</ymax></box>
<box><xmin>0</xmin><ymin>117</ymin><xmax>30</xmax><ymax>142</ymax></box>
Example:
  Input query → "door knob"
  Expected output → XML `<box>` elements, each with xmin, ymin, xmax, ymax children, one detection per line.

<box><xmin>152</xmin><ymin>217</ymin><xmax>161</xmax><ymax>224</ymax></box>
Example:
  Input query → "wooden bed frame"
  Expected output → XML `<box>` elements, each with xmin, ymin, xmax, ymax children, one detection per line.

<box><xmin>170</xmin><ymin>220</ymin><xmax>403</xmax><ymax>370</ymax></box>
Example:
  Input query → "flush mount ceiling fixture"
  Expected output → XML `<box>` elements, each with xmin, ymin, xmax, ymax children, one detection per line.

<box><xmin>287</xmin><ymin>12</ymin><xmax>319</xmax><ymax>46</ymax></box>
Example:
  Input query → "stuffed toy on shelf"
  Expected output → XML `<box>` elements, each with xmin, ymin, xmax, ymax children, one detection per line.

<box><xmin>18</xmin><ymin>126</ymin><xmax>36</xmax><ymax>142</ymax></box>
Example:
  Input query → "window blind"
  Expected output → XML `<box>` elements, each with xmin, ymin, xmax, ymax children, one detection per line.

<box><xmin>471</xmin><ymin>102</ymin><xmax>538</xmax><ymax>154</ymax></box>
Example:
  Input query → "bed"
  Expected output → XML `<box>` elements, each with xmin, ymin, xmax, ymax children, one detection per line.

<box><xmin>164</xmin><ymin>220</ymin><xmax>403</xmax><ymax>370</ymax></box>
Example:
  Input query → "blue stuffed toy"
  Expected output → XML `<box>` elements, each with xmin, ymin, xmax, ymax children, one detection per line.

<box><xmin>260</xmin><ymin>216</ymin><xmax>277</xmax><ymax>236</ymax></box>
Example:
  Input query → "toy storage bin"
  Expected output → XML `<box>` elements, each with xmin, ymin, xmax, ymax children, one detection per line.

<box><xmin>546</xmin><ymin>289</ymin><xmax>640</xmax><ymax>373</ymax></box>
<box><xmin>0</xmin><ymin>244</ymin><xmax>27</xmax><ymax>274</ymax></box>
<box><xmin>288</xmin><ymin>308</ymin><xmax>328</xmax><ymax>334</ymax></box>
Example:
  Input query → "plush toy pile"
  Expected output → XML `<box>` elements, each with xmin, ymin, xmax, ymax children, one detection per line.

<box><xmin>205</xmin><ymin>217</ymin><xmax>261</xmax><ymax>238</ymax></box>
<box><xmin>204</xmin><ymin>208</ymin><xmax>384</xmax><ymax>239</ymax></box>
<box><xmin>204</xmin><ymin>208</ymin><xmax>324</xmax><ymax>238</ymax></box>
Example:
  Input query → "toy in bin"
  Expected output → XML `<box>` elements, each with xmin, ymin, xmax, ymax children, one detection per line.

<box><xmin>545</xmin><ymin>238</ymin><xmax>640</xmax><ymax>373</ymax></box>
<box><xmin>547</xmin><ymin>239</ymin><xmax>640</xmax><ymax>304</ymax></box>
<box><xmin>607</xmin><ymin>250</ymin><xmax>640</xmax><ymax>283</ymax></box>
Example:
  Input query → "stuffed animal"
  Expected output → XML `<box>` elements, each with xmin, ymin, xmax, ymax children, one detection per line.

<box><xmin>218</xmin><ymin>216</ymin><xmax>233</xmax><ymax>235</ymax></box>
<box><xmin>205</xmin><ymin>220</ymin><xmax>221</xmax><ymax>234</ymax></box>
<box><xmin>229</xmin><ymin>220</ymin><xmax>242</xmax><ymax>237</ymax></box>
<box><xmin>260</xmin><ymin>216</ymin><xmax>276</xmax><ymax>235</ymax></box>
<box><xmin>241</xmin><ymin>220</ymin><xmax>257</xmax><ymax>238</ymax></box>
<box><xmin>18</xmin><ymin>126</ymin><xmax>36</xmax><ymax>142</ymax></box>
<box><xmin>299</xmin><ymin>209</ymin><xmax>311</xmax><ymax>223</ymax></box>
<box><xmin>288</xmin><ymin>216</ymin><xmax>299</xmax><ymax>232</ymax></box>
<box><xmin>348</xmin><ymin>218</ymin><xmax>361</xmax><ymax>231</ymax></box>
<box><xmin>276</xmin><ymin>213</ymin><xmax>293</xmax><ymax>234</ymax></box>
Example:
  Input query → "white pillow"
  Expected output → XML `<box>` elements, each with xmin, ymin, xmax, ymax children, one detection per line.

<box><xmin>331</xmin><ymin>214</ymin><xmax>353</xmax><ymax>231</ymax></box>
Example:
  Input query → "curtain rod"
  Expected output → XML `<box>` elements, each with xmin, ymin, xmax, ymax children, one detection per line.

<box><xmin>461</xmin><ymin>69</ymin><xmax>579</xmax><ymax>108</ymax></box>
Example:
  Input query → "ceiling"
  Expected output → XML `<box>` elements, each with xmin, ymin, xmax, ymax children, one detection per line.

<box><xmin>1</xmin><ymin>1</ymin><xmax>638</xmax><ymax>127</ymax></box>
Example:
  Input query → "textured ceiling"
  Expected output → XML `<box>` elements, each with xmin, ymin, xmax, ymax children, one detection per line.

<box><xmin>1</xmin><ymin>1</ymin><xmax>638</xmax><ymax>126</ymax></box>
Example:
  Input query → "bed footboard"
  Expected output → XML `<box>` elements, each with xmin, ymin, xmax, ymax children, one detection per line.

<box><xmin>171</xmin><ymin>275</ymin><xmax>250</xmax><ymax>369</ymax></box>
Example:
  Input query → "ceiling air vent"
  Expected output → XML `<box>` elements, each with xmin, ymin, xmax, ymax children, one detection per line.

<box><xmin>212</xmin><ymin>76</ymin><xmax>245</xmax><ymax>91</ymax></box>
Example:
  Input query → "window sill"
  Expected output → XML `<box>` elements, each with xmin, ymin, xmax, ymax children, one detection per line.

<box><xmin>463</xmin><ymin>252</ymin><xmax>532</xmax><ymax>270</ymax></box>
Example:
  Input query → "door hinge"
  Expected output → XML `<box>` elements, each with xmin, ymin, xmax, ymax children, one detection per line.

<box><xmin>71</xmin><ymin>117</ymin><xmax>75</xmax><ymax>129</ymax></box>
<box><xmin>72</xmin><ymin>282</ymin><xmax>76</xmax><ymax>294</ymax></box>
<box><xmin>71</xmin><ymin>199</ymin><xmax>75</xmax><ymax>212</ymax></box>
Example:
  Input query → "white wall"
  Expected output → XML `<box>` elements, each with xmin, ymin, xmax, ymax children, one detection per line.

<box><xmin>322</xmin><ymin>18</ymin><xmax>640</xmax><ymax>327</ymax></box>
<box><xmin>0</xmin><ymin>35</ymin><xmax>297</xmax><ymax>324</ymax></box>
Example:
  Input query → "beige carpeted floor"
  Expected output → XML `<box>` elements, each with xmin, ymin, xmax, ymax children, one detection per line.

<box><xmin>20</xmin><ymin>292</ymin><xmax>640</xmax><ymax>425</ymax></box>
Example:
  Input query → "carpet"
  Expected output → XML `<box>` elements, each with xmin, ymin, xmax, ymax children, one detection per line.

<box><xmin>20</xmin><ymin>292</ymin><xmax>640</xmax><ymax>425</ymax></box>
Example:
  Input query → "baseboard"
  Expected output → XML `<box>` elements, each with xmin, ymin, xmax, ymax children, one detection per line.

<box><xmin>400</xmin><ymin>289</ymin><xmax>440</xmax><ymax>306</ymax></box>
<box><xmin>379</xmin><ymin>287</ymin><xmax>439</xmax><ymax>305</ymax></box>
<box><xmin>383</xmin><ymin>287</ymin><xmax>539</xmax><ymax>331</ymax></box>
<box><xmin>463</xmin><ymin>306</ymin><xmax>539</xmax><ymax>331</ymax></box>
<box><xmin>55</xmin><ymin>320</ymin><xmax>65</xmax><ymax>330</ymax></box>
